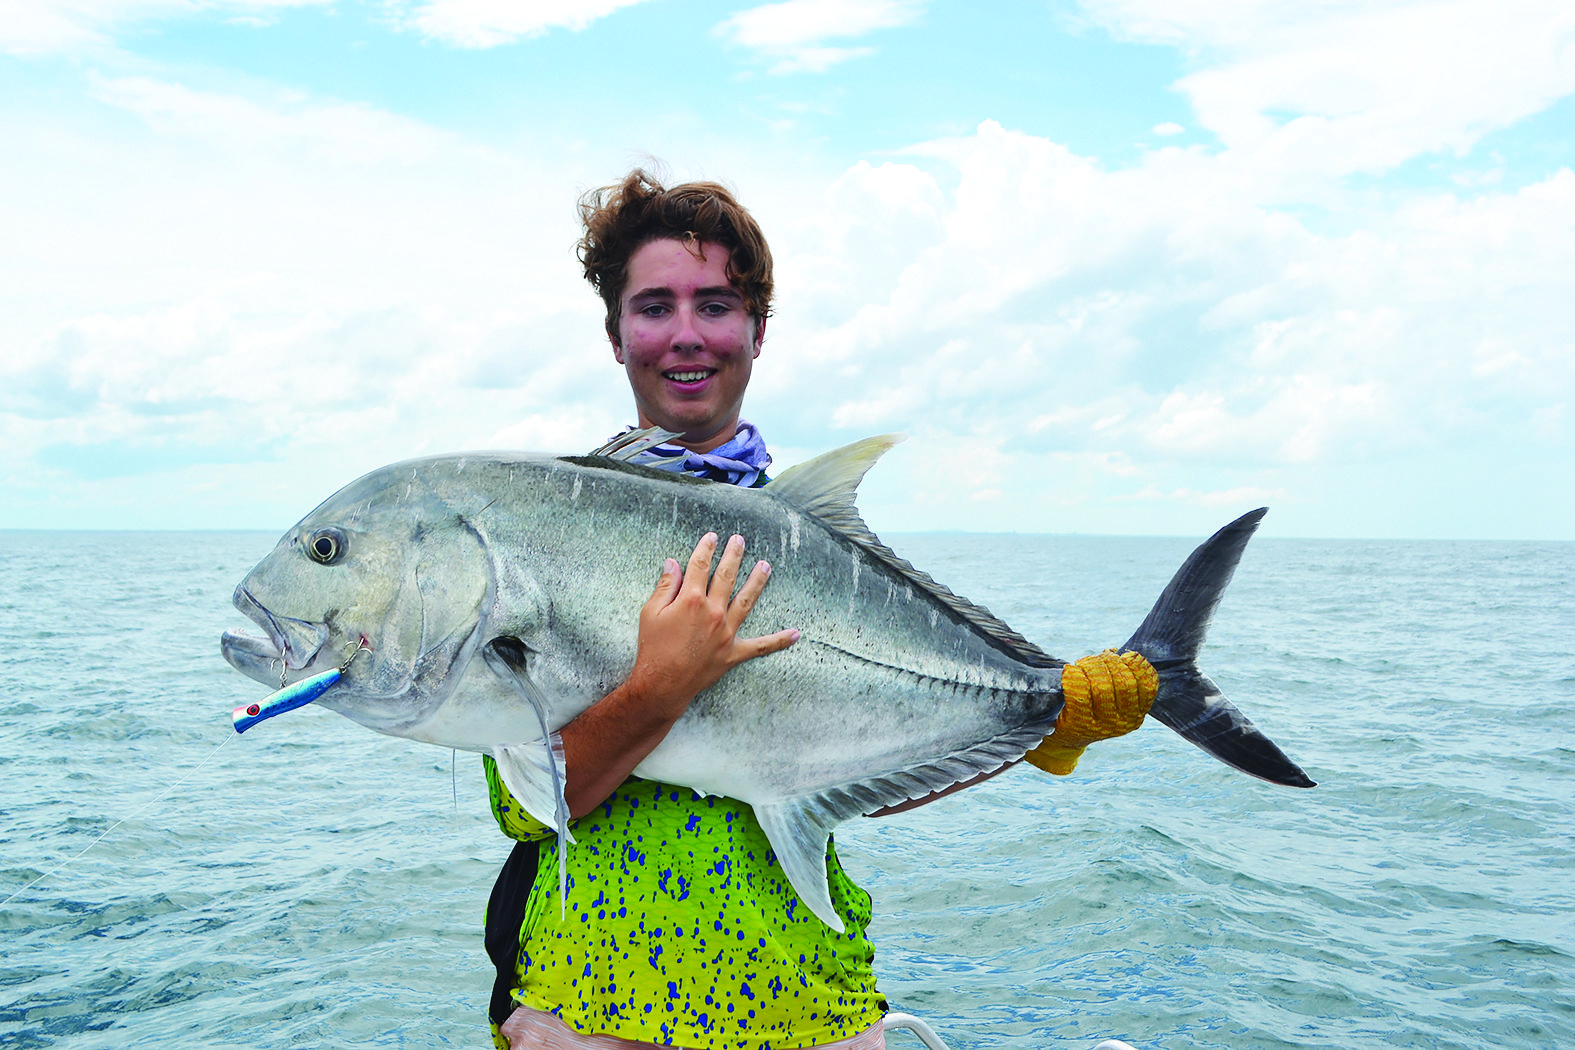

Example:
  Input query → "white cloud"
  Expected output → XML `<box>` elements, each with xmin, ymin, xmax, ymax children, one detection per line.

<box><xmin>0</xmin><ymin>74</ymin><xmax>635</xmax><ymax>527</ymax></box>
<box><xmin>395</xmin><ymin>0</ymin><xmax>652</xmax><ymax>48</ymax></box>
<box><xmin>753</xmin><ymin>118</ymin><xmax>1574</xmax><ymax>535</ymax></box>
<box><xmin>6</xmin><ymin>84</ymin><xmax>1570</xmax><ymax>536</ymax></box>
<box><xmin>716</xmin><ymin>0</ymin><xmax>923</xmax><ymax>73</ymax></box>
<box><xmin>0</xmin><ymin>0</ymin><xmax>648</xmax><ymax>54</ymax></box>
<box><xmin>1080</xmin><ymin>0</ymin><xmax>1575</xmax><ymax>177</ymax></box>
<box><xmin>89</xmin><ymin>73</ymin><xmax>452</xmax><ymax>163</ymax></box>
<box><xmin>4</xmin><ymin>0</ymin><xmax>1574</xmax><ymax>539</ymax></box>
<box><xmin>0</xmin><ymin>0</ymin><xmax>326</xmax><ymax>55</ymax></box>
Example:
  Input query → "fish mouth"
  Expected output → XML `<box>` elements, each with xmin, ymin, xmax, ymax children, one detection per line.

<box><xmin>221</xmin><ymin>586</ymin><xmax>329</xmax><ymax>683</ymax></box>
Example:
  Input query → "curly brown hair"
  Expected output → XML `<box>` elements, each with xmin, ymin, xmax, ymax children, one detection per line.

<box><xmin>578</xmin><ymin>169</ymin><xmax>774</xmax><ymax>343</ymax></box>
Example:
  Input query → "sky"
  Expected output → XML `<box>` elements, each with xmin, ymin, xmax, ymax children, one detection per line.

<box><xmin>1</xmin><ymin>0</ymin><xmax>1571</xmax><ymax>540</ymax></box>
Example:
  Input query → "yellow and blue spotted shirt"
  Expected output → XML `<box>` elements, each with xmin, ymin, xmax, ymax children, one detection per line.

<box><xmin>485</xmin><ymin>763</ymin><xmax>887</xmax><ymax>1049</ymax></box>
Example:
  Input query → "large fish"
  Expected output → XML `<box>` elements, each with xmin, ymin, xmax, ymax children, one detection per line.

<box><xmin>221</xmin><ymin>435</ymin><xmax>1313</xmax><ymax>930</ymax></box>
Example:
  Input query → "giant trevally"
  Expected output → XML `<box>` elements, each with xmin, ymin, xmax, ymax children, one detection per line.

<box><xmin>221</xmin><ymin>434</ymin><xmax>1314</xmax><ymax>930</ymax></box>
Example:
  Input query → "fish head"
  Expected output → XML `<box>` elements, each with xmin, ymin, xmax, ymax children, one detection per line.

<box><xmin>221</xmin><ymin>464</ymin><xmax>494</xmax><ymax>736</ymax></box>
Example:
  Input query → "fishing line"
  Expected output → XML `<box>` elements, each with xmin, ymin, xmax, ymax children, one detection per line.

<box><xmin>1</xmin><ymin>731</ymin><xmax>239</xmax><ymax>909</ymax></box>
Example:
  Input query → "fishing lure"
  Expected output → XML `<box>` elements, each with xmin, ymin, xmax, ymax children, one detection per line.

<box><xmin>232</xmin><ymin>639</ymin><xmax>370</xmax><ymax>734</ymax></box>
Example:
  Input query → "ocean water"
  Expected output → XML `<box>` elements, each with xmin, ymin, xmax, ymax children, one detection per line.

<box><xmin>1</xmin><ymin>528</ymin><xmax>1572</xmax><ymax>1049</ymax></box>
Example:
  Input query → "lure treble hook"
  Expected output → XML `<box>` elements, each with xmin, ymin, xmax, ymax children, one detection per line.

<box><xmin>339</xmin><ymin>637</ymin><xmax>372</xmax><ymax>671</ymax></box>
<box><xmin>233</xmin><ymin>637</ymin><xmax>374</xmax><ymax>735</ymax></box>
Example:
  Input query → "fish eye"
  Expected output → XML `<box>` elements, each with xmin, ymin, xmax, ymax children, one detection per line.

<box><xmin>305</xmin><ymin>527</ymin><xmax>347</xmax><ymax>565</ymax></box>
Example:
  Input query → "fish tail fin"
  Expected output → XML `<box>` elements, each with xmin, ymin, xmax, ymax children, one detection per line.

<box><xmin>1123</xmin><ymin>508</ymin><xmax>1316</xmax><ymax>788</ymax></box>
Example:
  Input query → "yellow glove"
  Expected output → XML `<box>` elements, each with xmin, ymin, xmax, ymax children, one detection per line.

<box><xmin>1025</xmin><ymin>649</ymin><xmax>1158</xmax><ymax>775</ymax></box>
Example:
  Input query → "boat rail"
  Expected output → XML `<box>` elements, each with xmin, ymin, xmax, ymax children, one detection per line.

<box><xmin>882</xmin><ymin>1011</ymin><xmax>1139</xmax><ymax>1050</ymax></box>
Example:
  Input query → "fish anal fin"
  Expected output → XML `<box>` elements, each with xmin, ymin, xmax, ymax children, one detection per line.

<box><xmin>751</xmin><ymin>720</ymin><xmax>1058</xmax><ymax>935</ymax></box>
<box><xmin>753</xmin><ymin>801</ymin><xmax>844</xmax><ymax>934</ymax></box>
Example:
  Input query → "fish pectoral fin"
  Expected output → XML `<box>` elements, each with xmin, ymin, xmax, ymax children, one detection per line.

<box><xmin>752</xmin><ymin>800</ymin><xmax>845</xmax><ymax>935</ymax></box>
<box><xmin>491</xmin><ymin>740</ymin><xmax>575</xmax><ymax>846</ymax></box>
<box><xmin>484</xmin><ymin>638</ymin><xmax>577</xmax><ymax>918</ymax></box>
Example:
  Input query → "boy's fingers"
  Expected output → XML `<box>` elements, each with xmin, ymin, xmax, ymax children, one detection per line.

<box><xmin>711</xmin><ymin>534</ymin><xmax>746</xmax><ymax>597</ymax></box>
<box><xmin>726</xmin><ymin>560</ymin><xmax>770</xmax><ymax>626</ymax></box>
<box><xmin>644</xmin><ymin>558</ymin><xmax>682</xmax><ymax>612</ymax></box>
<box><xmin>682</xmin><ymin>533</ymin><xmax>719</xmax><ymax>593</ymax></box>
<box><xmin>743</xmin><ymin>628</ymin><xmax>800</xmax><ymax>659</ymax></box>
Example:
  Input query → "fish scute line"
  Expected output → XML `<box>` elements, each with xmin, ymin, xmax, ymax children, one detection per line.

<box><xmin>793</xmin><ymin>638</ymin><xmax>1050</xmax><ymax>700</ymax></box>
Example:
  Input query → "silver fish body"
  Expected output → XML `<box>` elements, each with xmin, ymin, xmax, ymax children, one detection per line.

<box><xmin>221</xmin><ymin>436</ymin><xmax>1312</xmax><ymax>928</ymax></box>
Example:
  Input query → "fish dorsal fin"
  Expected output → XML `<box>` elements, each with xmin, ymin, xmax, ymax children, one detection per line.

<box><xmin>766</xmin><ymin>434</ymin><xmax>903</xmax><ymax>530</ymax></box>
<box><xmin>768</xmin><ymin>436</ymin><xmax>1058</xmax><ymax>669</ymax></box>
<box><xmin>588</xmin><ymin>426</ymin><xmax>684</xmax><ymax>461</ymax></box>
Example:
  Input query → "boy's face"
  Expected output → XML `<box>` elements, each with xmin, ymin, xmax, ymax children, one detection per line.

<box><xmin>613</xmin><ymin>238</ymin><xmax>764</xmax><ymax>454</ymax></box>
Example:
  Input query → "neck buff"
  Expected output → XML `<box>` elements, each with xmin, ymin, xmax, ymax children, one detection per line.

<box><xmin>621</xmin><ymin>419</ymin><xmax>772</xmax><ymax>487</ymax></box>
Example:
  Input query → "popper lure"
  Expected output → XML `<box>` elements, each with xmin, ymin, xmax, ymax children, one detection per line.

<box><xmin>232</xmin><ymin>640</ymin><xmax>371</xmax><ymax>734</ymax></box>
